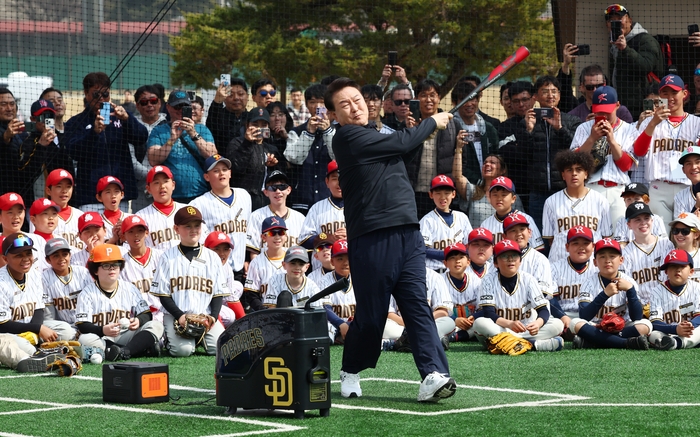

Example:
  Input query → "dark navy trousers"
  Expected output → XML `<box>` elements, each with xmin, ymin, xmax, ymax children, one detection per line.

<box><xmin>342</xmin><ymin>225</ymin><xmax>450</xmax><ymax>379</ymax></box>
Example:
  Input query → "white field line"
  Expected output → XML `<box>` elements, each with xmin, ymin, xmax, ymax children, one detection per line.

<box><xmin>0</xmin><ymin>406</ymin><xmax>76</xmax><ymax>415</ymax></box>
<box><xmin>0</xmin><ymin>433</ymin><xmax>40</xmax><ymax>437</ymax></box>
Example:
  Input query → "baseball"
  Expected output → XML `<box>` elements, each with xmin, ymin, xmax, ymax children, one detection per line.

<box><xmin>119</xmin><ymin>317</ymin><xmax>130</xmax><ymax>330</ymax></box>
<box><xmin>90</xmin><ymin>354</ymin><xmax>103</xmax><ymax>364</ymax></box>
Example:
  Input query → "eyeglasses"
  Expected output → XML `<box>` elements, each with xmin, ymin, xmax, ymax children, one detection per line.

<box><xmin>314</xmin><ymin>243</ymin><xmax>333</xmax><ymax>252</ymax></box>
<box><xmin>92</xmin><ymin>91</ymin><xmax>110</xmax><ymax>99</ymax></box>
<box><xmin>138</xmin><ymin>97</ymin><xmax>159</xmax><ymax>106</ymax></box>
<box><xmin>3</xmin><ymin>235</ymin><xmax>32</xmax><ymax>256</ymax></box>
<box><xmin>584</xmin><ymin>83</ymin><xmax>605</xmax><ymax>91</ymax></box>
<box><xmin>393</xmin><ymin>99</ymin><xmax>411</xmax><ymax>106</ymax></box>
<box><xmin>99</xmin><ymin>262</ymin><xmax>122</xmax><ymax>271</ymax></box>
<box><xmin>265</xmin><ymin>184</ymin><xmax>289</xmax><ymax>192</ymax></box>
<box><xmin>499</xmin><ymin>253</ymin><xmax>520</xmax><ymax>262</ymax></box>
<box><xmin>264</xmin><ymin>229</ymin><xmax>286</xmax><ymax>237</ymax></box>
<box><xmin>539</xmin><ymin>88</ymin><xmax>560</xmax><ymax>96</ymax></box>
<box><xmin>671</xmin><ymin>227</ymin><xmax>696</xmax><ymax>236</ymax></box>
<box><xmin>0</xmin><ymin>101</ymin><xmax>16</xmax><ymax>107</ymax></box>
<box><xmin>259</xmin><ymin>90</ymin><xmax>277</xmax><ymax>97</ymax></box>
<box><xmin>511</xmin><ymin>97</ymin><xmax>532</xmax><ymax>105</ymax></box>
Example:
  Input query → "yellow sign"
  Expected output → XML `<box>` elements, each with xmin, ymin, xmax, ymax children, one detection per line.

<box><xmin>264</xmin><ymin>357</ymin><xmax>293</xmax><ymax>406</ymax></box>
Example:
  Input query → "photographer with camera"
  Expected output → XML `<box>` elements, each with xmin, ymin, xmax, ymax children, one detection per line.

<box><xmin>147</xmin><ymin>90</ymin><xmax>216</xmax><ymax>204</ymax></box>
<box><xmin>225</xmin><ymin>108</ymin><xmax>281</xmax><ymax>211</ymax></box>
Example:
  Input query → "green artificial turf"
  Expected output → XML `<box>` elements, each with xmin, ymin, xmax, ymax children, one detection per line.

<box><xmin>1</xmin><ymin>343</ymin><xmax>699</xmax><ymax>437</ymax></box>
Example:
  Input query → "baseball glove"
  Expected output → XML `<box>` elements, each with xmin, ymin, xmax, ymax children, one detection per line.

<box><xmin>18</xmin><ymin>331</ymin><xmax>38</xmax><ymax>345</ymax></box>
<box><xmin>173</xmin><ymin>314</ymin><xmax>216</xmax><ymax>344</ymax></box>
<box><xmin>487</xmin><ymin>332</ymin><xmax>533</xmax><ymax>356</ymax></box>
<box><xmin>597</xmin><ymin>312</ymin><xmax>625</xmax><ymax>334</ymax></box>
<box><xmin>590</xmin><ymin>137</ymin><xmax>609</xmax><ymax>173</ymax></box>
<box><xmin>47</xmin><ymin>350</ymin><xmax>82</xmax><ymax>377</ymax></box>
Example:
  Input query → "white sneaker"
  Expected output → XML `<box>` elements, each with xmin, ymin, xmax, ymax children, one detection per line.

<box><xmin>417</xmin><ymin>371</ymin><xmax>456</xmax><ymax>402</ymax></box>
<box><xmin>534</xmin><ymin>336</ymin><xmax>564</xmax><ymax>352</ymax></box>
<box><xmin>340</xmin><ymin>370</ymin><xmax>362</xmax><ymax>398</ymax></box>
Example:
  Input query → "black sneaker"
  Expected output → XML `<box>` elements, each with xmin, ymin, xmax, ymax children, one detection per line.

<box><xmin>626</xmin><ymin>336</ymin><xmax>649</xmax><ymax>350</ymax></box>
<box><xmin>105</xmin><ymin>345</ymin><xmax>132</xmax><ymax>361</ymax></box>
<box><xmin>572</xmin><ymin>335</ymin><xmax>586</xmax><ymax>349</ymax></box>
<box><xmin>143</xmin><ymin>341</ymin><xmax>161</xmax><ymax>358</ymax></box>
<box><xmin>17</xmin><ymin>350</ymin><xmax>66</xmax><ymax>373</ymax></box>
<box><xmin>394</xmin><ymin>331</ymin><xmax>412</xmax><ymax>353</ymax></box>
<box><xmin>440</xmin><ymin>335</ymin><xmax>450</xmax><ymax>351</ymax></box>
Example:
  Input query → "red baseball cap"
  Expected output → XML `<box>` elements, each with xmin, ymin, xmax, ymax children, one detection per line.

<box><xmin>77</xmin><ymin>212</ymin><xmax>104</xmax><ymax>233</ymax></box>
<box><xmin>146</xmin><ymin>165</ymin><xmax>174</xmax><ymax>184</ymax></box>
<box><xmin>444</xmin><ymin>242</ymin><xmax>467</xmax><ymax>258</ymax></box>
<box><xmin>468</xmin><ymin>228</ymin><xmax>494</xmax><ymax>244</ymax></box>
<box><xmin>96</xmin><ymin>176</ymin><xmax>124</xmax><ymax>194</ymax></box>
<box><xmin>493</xmin><ymin>239</ymin><xmax>521</xmax><ymax>258</ymax></box>
<box><xmin>326</xmin><ymin>160</ymin><xmax>338</xmax><ymax>176</ymax></box>
<box><xmin>503</xmin><ymin>212</ymin><xmax>530</xmax><ymax>233</ymax></box>
<box><xmin>0</xmin><ymin>192</ymin><xmax>24</xmax><ymax>211</ymax></box>
<box><xmin>29</xmin><ymin>198</ymin><xmax>59</xmax><ymax>216</ymax></box>
<box><xmin>430</xmin><ymin>175</ymin><xmax>455</xmax><ymax>190</ymax></box>
<box><xmin>204</xmin><ymin>231</ymin><xmax>234</xmax><ymax>249</ymax></box>
<box><xmin>45</xmin><ymin>169</ymin><xmax>73</xmax><ymax>187</ymax></box>
<box><xmin>121</xmin><ymin>215</ymin><xmax>148</xmax><ymax>234</ymax></box>
<box><xmin>332</xmin><ymin>239</ymin><xmax>348</xmax><ymax>257</ymax></box>
<box><xmin>567</xmin><ymin>225</ymin><xmax>594</xmax><ymax>243</ymax></box>
<box><xmin>660</xmin><ymin>249</ymin><xmax>694</xmax><ymax>270</ymax></box>
<box><xmin>489</xmin><ymin>176</ymin><xmax>515</xmax><ymax>193</ymax></box>
<box><xmin>594</xmin><ymin>238</ymin><xmax>622</xmax><ymax>255</ymax></box>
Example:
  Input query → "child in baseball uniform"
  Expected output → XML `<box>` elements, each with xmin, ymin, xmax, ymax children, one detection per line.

<box><xmin>473</xmin><ymin>240</ymin><xmax>564</xmax><ymax>351</ymax></box>
<box><xmin>42</xmin><ymin>238</ymin><xmax>92</xmax><ymax>329</ymax></box>
<box><xmin>246</xmin><ymin>170</ymin><xmax>305</xmax><ymax>259</ymax></box>
<box><xmin>613</xmin><ymin>183</ymin><xmax>667</xmax><ymax>246</ymax></box>
<box><xmin>419</xmin><ymin>175</ymin><xmax>473</xmax><ymax>272</ymax></box>
<box><xmin>203</xmin><ymin>231</ymin><xmax>244</xmax><ymax>327</ymax></box>
<box><xmin>76</xmin><ymin>244</ymin><xmax>164</xmax><ymax>361</ymax></box>
<box><xmin>479</xmin><ymin>176</ymin><xmax>543</xmax><ymax>249</ymax></box>
<box><xmin>668</xmin><ymin>213</ymin><xmax>700</xmax><ymax>281</ymax></box>
<box><xmin>0</xmin><ymin>233</ymin><xmax>75</xmax><ymax>344</ymax></box>
<box><xmin>647</xmin><ymin>249</ymin><xmax>700</xmax><ymax>350</ymax></box>
<box><xmin>673</xmin><ymin>147</ymin><xmax>700</xmax><ymax>217</ymax></box>
<box><xmin>28</xmin><ymin>198</ymin><xmax>60</xmax><ymax>244</ymax></box>
<box><xmin>263</xmin><ymin>245</ymin><xmax>323</xmax><ymax>309</ymax></box>
<box><xmin>71</xmin><ymin>213</ymin><xmax>111</xmax><ymax>267</ymax></box>
<box><xmin>634</xmin><ymin>74</ymin><xmax>700</xmax><ymax>227</ymax></box>
<box><xmin>150</xmin><ymin>206</ymin><xmax>228</xmax><ymax>357</ymax></box>
<box><xmin>307</xmin><ymin>234</ymin><xmax>336</xmax><ymax>285</ymax></box>
<box><xmin>191</xmin><ymin>154</ymin><xmax>252</xmax><ymax>283</ymax></box>
<box><xmin>549</xmin><ymin>226</ymin><xmax>597</xmax><ymax>334</ymax></box>
<box><xmin>0</xmin><ymin>193</ymin><xmax>47</xmax><ymax>270</ymax></box>
<box><xmin>242</xmin><ymin>216</ymin><xmax>288</xmax><ymax>312</ymax></box>
<box><xmin>42</xmin><ymin>169</ymin><xmax>84</xmax><ymax>252</ymax></box>
<box><xmin>543</xmin><ymin>150</ymin><xmax>612</xmax><ymax>262</ymax></box>
<box><xmin>569</xmin><ymin>238</ymin><xmax>651</xmax><ymax>350</ymax></box>
<box><xmin>503</xmin><ymin>212</ymin><xmax>556</xmax><ymax>297</ymax></box>
<box><xmin>119</xmin><ymin>215</ymin><xmax>164</xmax><ymax>321</ymax></box>
<box><xmin>95</xmin><ymin>176</ymin><xmax>129</xmax><ymax>242</ymax></box>
<box><xmin>317</xmin><ymin>239</ymin><xmax>356</xmax><ymax>344</ymax></box>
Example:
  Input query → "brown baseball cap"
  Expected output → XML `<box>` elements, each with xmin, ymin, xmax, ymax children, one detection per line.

<box><xmin>174</xmin><ymin>206</ymin><xmax>205</xmax><ymax>226</ymax></box>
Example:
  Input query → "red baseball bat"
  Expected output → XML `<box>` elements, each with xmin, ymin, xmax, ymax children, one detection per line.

<box><xmin>450</xmin><ymin>46</ymin><xmax>530</xmax><ymax>114</ymax></box>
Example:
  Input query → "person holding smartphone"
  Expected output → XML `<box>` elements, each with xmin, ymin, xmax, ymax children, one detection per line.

<box><xmin>147</xmin><ymin>90</ymin><xmax>216</xmax><ymax>204</ymax></box>
<box><xmin>604</xmin><ymin>4</ymin><xmax>663</xmax><ymax>118</ymax></box>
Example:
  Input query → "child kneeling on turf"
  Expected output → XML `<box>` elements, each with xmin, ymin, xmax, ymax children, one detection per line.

<box><xmin>648</xmin><ymin>249</ymin><xmax>700</xmax><ymax>350</ymax></box>
<box><xmin>263</xmin><ymin>245</ymin><xmax>323</xmax><ymax>309</ymax></box>
<box><xmin>473</xmin><ymin>240</ymin><xmax>565</xmax><ymax>352</ymax></box>
<box><xmin>569</xmin><ymin>238</ymin><xmax>651</xmax><ymax>350</ymax></box>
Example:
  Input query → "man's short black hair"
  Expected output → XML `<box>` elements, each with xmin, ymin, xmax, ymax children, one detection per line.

<box><xmin>290</xmin><ymin>87</ymin><xmax>302</xmax><ymax>94</ymax></box>
<box><xmin>554</xmin><ymin>149</ymin><xmax>595</xmax><ymax>175</ymax></box>
<box><xmin>194</xmin><ymin>96</ymin><xmax>204</xmax><ymax>107</ymax></box>
<box><xmin>508</xmin><ymin>81</ymin><xmax>533</xmax><ymax>99</ymax></box>
<box><xmin>320</xmin><ymin>76</ymin><xmax>341</xmax><ymax>86</ymax></box>
<box><xmin>390</xmin><ymin>83</ymin><xmax>412</xmax><ymax>101</ymax></box>
<box><xmin>304</xmin><ymin>84</ymin><xmax>327</xmax><ymax>102</ymax></box>
<box><xmin>578</xmin><ymin>64</ymin><xmax>606</xmax><ymax>85</ymax></box>
<box><xmin>152</xmin><ymin>83</ymin><xmax>166</xmax><ymax>100</ymax></box>
<box><xmin>324</xmin><ymin>77</ymin><xmax>360</xmax><ymax>111</ymax></box>
<box><xmin>0</xmin><ymin>88</ymin><xmax>13</xmax><ymax>98</ymax></box>
<box><xmin>252</xmin><ymin>78</ymin><xmax>276</xmax><ymax>95</ymax></box>
<box><xmin>230</xmin><ymin>78</ymin><xmax>248</xmax><ymax>92</ymax></box>
<box><xmin>361</xmin><ymin>84</ymin><xmax>384</xmax><ymax>101</ymax></box>
<box><xmin>459</xmin><ymin>75</ymin><xmax>482</xmax><ymax>86</ymax></box>
<box><xmin>134</xmin><ymin>85</ymin><xmax>159</xmax><ymax>102</ymax></box>
<box><xmin>415</xmin><ymin>79</ymin><xmax>441</xmax><ymax>97</ymax></box>
<box><xmin>645</xmin><ymin>83</ymin><xmax>660</xmax><ymax>97</ymax></box>
<box><xmin>534</xmin><ymin>75</ymin><xmax>561</xmax><ymax>93</ymax></box>
<box><xmin>451</xmin><ymin>81</ymin><xmax>477</xmax><ymax>104</ymax></box>
<box><xmin>83</xmin><ymin>72</ymin><xmax>110</xmax><ymax>93</ymax></box>
<box><xmin>40</xmin><ymin>87</ymin><xmax>62</xmax><ymax>99</ymax></box>
<box><xmin>500</xmin><ymin>82</ymin><xmax>513</xmax><ymax>98</ymax></box>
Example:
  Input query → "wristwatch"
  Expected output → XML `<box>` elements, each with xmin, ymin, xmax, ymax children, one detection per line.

<box><xmin>191</xmin><ymin>133</ymin><xmax>202</xmax><ymax>142</ymax></box>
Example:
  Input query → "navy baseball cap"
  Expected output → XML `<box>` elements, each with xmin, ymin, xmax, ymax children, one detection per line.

<box><xmin>248</xmin><ymin>107</ymin><xmax>270</xmax><ymax>124</ymax></box>
<box><xmin>626</xmin><ymin>201</ymin><xmax>653</xmax><ymax>221</ymax></box>
<box><xmin>659</xmin><ymin>249</ymin><xmax>694</xmax><ymax>271</ymax></box>
<box><xmin>205</xmin><ymin>154</ymin><xmax>231</xmax><ymax>172</ymax></box>
<box><xmin>261</xmin><ymin>216</ymin><xmax>287</xmax><ymax>233</ymax></box>
<box><xmin>265</xmin><ymin>170</ymin><xmax>288</xmax><ymax>185</ymax></box>
<box><xmin>31</xmin><ymin>99</ymin><xmax>55</xmax><ymax>117</ymax></box>
<box><xmin>168</xmin><ymin>89</ymin><xmax>191</xmax><ymax>107</ymax></box>
<box><xmin>660</xmin><ymin>74</ymin><xmax>684</xmax><ymax>92</ymax></box>
<box><xmin>591</xmin><ymin>86</ymin><xmax>618</xmax><ymax>113</ymax></box>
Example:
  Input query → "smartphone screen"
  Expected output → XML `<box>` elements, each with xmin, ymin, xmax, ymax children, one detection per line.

<box><xmin>610</xmin><ymin>21</ymin><xmax>622</xmax><ymax>41</ymax></box>
<box><xmin>689</xmin><ymin>24</ymin><xmax>699</xmax><ymax>35</ymax></box>
<box><xmin>388</xmin><ymin>51</ymin><xmax>398</xmax><ymax>66</ymax></box>
<box><xmin>409</xmin><ymin>100</ymin><xmax>421</xmax><ymax>120</ymax></box>
<box><xmin>220</xmin><ymin>74</ymin><xmax>231</xmax><ymax>86</ymax></box>
<box><xmin>595</xmin><ymin>116</ymin><xmax>606</xmax><ymax>125</ymax></box>
<box><xmin>181</xmin><ymin>106</ymin><xmax>192</xmax><ymax>119</ymax></box>
<box><xmin>576</xmin><ymin>44</ymin><xmax>590</xmax><ymax>56</ymax></box>
<box><xmin>100</xmin><ymin>102</ymin><xmax>111</xmax><ymax>123</ymax></box>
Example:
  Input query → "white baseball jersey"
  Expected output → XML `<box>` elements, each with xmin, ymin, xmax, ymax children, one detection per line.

<box><xmin>649</xmin><ymin>280</ymin><xmax>700</xmax><ymax>324</ymax></box>
<box><xmin>520</xmin><ymin>246</ymin><xmax>557</xmax><ymax>296</ymax></box>
<box><xmin>621</xmin><ymin>237</ymin><xmax>675</xmax><ymax>304</ymax></box>
<box><xmin>443</xmin><ymin>263</ymin><xmax>492</xmax><ymax>318</ymax></box>
<box><xmin>246</xmin><ymin>206</ymin><xmax>305</xmax><ymax>253</ymax></box>
<box><xmin>120</xmin><ymin>248</ymin><xmax>164</xmax><ymax>296</ymax></box>
<box><xmin>480</xmin><ymin>211</ymin><xmax>544</xmax><ymax>249</ymax></box>
<box><xmin>150</xmin><ymin>245</ymin><xmax>229</xmax><ymax>315</ymax></box>
<box><xmin>298</xmin><ymin>197</ymin><xmax>345</xmax><ymax>245</ymax></box>
<box><xmin>42</xmin><ymin>265</ymin><xmax>93</xmax><ymax>325</ymax></box>
<box><xmin>221</xmin><ymin>265</ymin><xmax>244</xmax><ymax>303</ymax></box>
<box><xmin>263</xmin><ymin>274</ymin><xmax>324</xmax><ymax>308</ymax></box>
<box><xmin>578</xmin><ymin>271</ymin><xmax>640</xmax><ymax>323</ymax></box>
<box><xmin>317</xmin><ymin>272</ymin><xmax>355</xmax><ymax>320</ymax></box>
<box><xmin>190</xmin><ymin>189</ymin><xmax>252</xmax><ymax>272</ymax></box>
<box><xmin>55</xmin><ymin>207</ymin><xmax>84</xmax><ymax>252</ymax></box>
<box><xmin>543</xmin><ymin>189</ymin><xmax>612</xmax><ymax>263</ymax></box>
<box><xmin>550</xmin><ymin>258</ymin><xmax>598</xmax><ymax>313</ymax></box>
<box><xmin>136</xmin><ymin>202</ymin><xmax>191</xmax><ymax>250</ymax></box>
<box><xmin>477</xmin><ymin>271</ymin><xmax>549</xmax><ymax>324</ymax></box>
<box><xmin>243</xmin><ymin>252</ymin><xmax>285</xmax><ymax>295</ymax></box>
<box><xmin>71</xmin><ymin>245</ymin><xmax>128</xmax><ymax>268</ymax></box>
<box><xmin>308</xmin><ymin>267</ymin><xmax>333</xmax><ymax>286</ymax></box>
<box><xmin>101</xmin><ymin>210</ymin><xmax>130</xmax><ymax>240</ymax></box>
<box><xmin>25</xmin><ymin>232</ymin><xmax>48</xmax><ymax>273</ymax></box>
<box><xmin>613</xmin><ymin>214</ymin><xmax>667</xmax><ymax>243</ymax></box>
<box><xmin>637</xmin><ymin>115</ymin><xmax>700</xmax><ymax>183</ymax></box>
<box><xmin>420</xmin><ymin>209</ymin><xmax>473</xmax><ymax>270</ymax></box>
<box><xmin>0</xmin><ymin>266</ymin><xmax>44</xmax><ymax>323</ymax></box>
<box><xmin>76</xmin><ymin>280</ymin><xmax>150</xmax><ymax>326</ymax></box>
<box><xmin>691</xmin><ymin>249</ymin><xmax>700</xmax><ymax>283</ymax></box>
<box><xmin>673</xmin><ymin>188</ymin><xmax>696</xmax><ymax>218</ymax></box>
<box><xmin>570</xmin><ymin>119</ymin><xmax>638</xmax><ymax>185</ymax></box>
